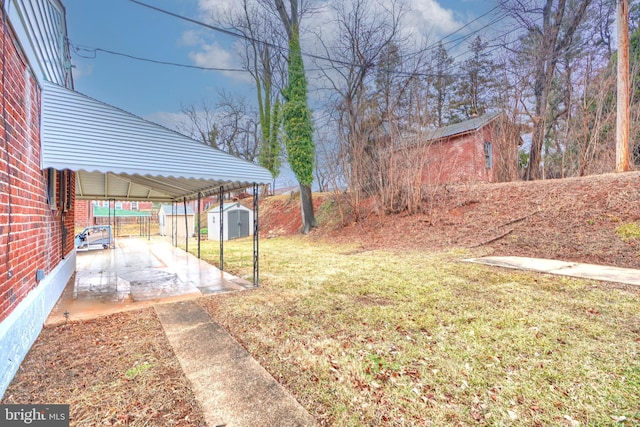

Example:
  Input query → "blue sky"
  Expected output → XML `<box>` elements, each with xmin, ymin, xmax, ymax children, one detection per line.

<box><xmin>63</xmin><ymin>0</ymin><xmax>495</xmax><ymax>185</ymax></box>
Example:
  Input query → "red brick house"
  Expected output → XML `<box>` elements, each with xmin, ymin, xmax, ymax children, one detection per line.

<box><xmin>0</xmin><ymin>0</ymin><xmax>77</xmax><ymax>395</ymax></box>
<box><xmin>0</xmin><ymin>0</ymin><xmax>272</xmax><ymax>397</ymax></box>
<box><xmin>405</xmin><ymin>112</ymin><xmax>520</xmax><ymax>185</ymax></box>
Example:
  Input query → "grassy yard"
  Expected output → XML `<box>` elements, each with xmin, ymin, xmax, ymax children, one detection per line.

<box><xmin>183</xmin><ymin>237</ymin><xmax>639</xmax><ymax>426</ymax></box>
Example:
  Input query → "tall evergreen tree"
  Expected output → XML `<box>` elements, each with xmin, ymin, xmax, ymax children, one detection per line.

<box><xmin>452</xmin><ymin>36</ymin><xmax>496</xmax><ymax>120</ymax></box>
<box><xmin>430</xmin><ymin>42</ymin><xmax>455</xmax><ymax>127</ymax></box>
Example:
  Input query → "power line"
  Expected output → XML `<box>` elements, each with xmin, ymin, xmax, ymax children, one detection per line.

<box><xmin>425</xmin><ymin>5</ymin><xmax>503</xmax><ymax>51</ymax></box>
<box><xmin>127</xmin><ymin>0</ymin><xmax>508</xmax><ymax>71</ymax></box>
<box><xmin>128</xmin><ymin>0</ymin><xmax>355</xmax><ymax>68</ymax></box>
<box><xmin>72</xmin><ymin>44</ymin><xmax>249</xmax><ymax>72</ymax></box>
<box><xmin>70</xmin><ymin>42</ymin><xmax>330</xmax><ymax>73</ymax></box>
<box><xmin>73</xmin><ymin>1</ymin><xmax>521</xmax><ymax>81</ymax></box>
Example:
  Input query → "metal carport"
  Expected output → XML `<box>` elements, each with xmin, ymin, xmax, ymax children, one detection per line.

<box><xmin>40</xmin><ymin>80</ymin><xmax>272</xmax><ymax>285</ymax></box>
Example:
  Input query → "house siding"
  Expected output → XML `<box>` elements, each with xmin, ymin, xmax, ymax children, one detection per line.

<box><xmin>1</xmin><ymin>1</ymin><xmax>75</xmax><ymax>398</ymax></box>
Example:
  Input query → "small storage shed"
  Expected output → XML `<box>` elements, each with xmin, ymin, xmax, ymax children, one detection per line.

<box><xmin>208</xmin><ymin>203</ymin><xmax>254</xmax><ymax>241</ymax></box>
<box><xmin>159</xmin><ymin>205</ymin><xmax>195</xmax><ymax>238</ymax></box>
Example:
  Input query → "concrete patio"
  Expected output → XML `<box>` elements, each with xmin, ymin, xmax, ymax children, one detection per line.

<box><xmin>47</xmin><ymin>237</ymin><xmax>252</xmax><ymax>325</ymax></box>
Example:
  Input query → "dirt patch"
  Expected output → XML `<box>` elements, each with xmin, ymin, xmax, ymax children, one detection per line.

<box><xmin>1</xmin><ymin>308</ymin><xmax>206</xmax><ymax>426</ymax></box>
<box><xmin>274</xmin><ymin>172</ymin><xmax>640</xmax><ymax>269</ymax></box>
<box><xmin>260</xmin><ymin>192</ymin><xmax>332</xmax><ymax>237</ymax></box>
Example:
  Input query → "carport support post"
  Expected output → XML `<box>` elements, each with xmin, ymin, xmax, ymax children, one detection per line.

<box><xmin>171</xmin><ymin>202</ymin><xmax>175</xmax><ymax>246</ymax></box>
<box><xmin>197</xmin><ymin>192</ymin><xmax>201</xmax><ymax>259</ymax></box>
<box><xmin>253</xmin><ymin>183</ymin><xmax>259</xmax><ymax>287</ymax></box>
<box><xmin>183</xmin><ymin>197</ymin><xmax>188</xmax><ymax>253</ymax></box>
<box><xmin>109</xmin><ymin>199</ymin><xmax>115</xmax><ymax>248</ymax></box>
<box><xmin>219</xmin><ymin>186</ymin><xmax>224</xmax><ymax>274</ymax></box>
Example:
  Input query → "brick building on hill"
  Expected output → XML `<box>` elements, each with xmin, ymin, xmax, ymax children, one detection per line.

<box><xmin>402</xmin><ymin>112</ymin><xmax>522</xmax><ymax>185</ymax></box>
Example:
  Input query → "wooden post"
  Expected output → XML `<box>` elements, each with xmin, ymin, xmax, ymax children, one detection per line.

<box><xmin>616</xmin><ymin>0</ymin><xmax>630</xmax><ymax>172</ymax></box>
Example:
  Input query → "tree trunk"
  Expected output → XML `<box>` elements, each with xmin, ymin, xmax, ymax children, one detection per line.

<box><xmin>616</xmin><ymin>0</ymin><xmax>630</xmax><ymax>172</ymax></box>
<box><xmin>299</xmin><ymin>184</ymin><xmax>317</xmax><ymax>234</ymax></box>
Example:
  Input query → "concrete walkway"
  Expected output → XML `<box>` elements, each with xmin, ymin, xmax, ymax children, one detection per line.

<box><xmin>154</xmin><ymin>299</ymin><xmax>316</xmax><ymax>427</ymax></box>
<box><xmin>465</xmin><ymin>256</ymin><xmax>640</xmax><ymax>286</ymax></box>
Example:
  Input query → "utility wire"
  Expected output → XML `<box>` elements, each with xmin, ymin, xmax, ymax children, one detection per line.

<box><xmin>128</xmin><ymin>0</ymin><xmax>355</xmax><ymax>68</ymax></box>
<box><xmin>128</xmin><ymin>0</ymin><xmax>507</xmax><ymax>70</ymax></box>
<box><xmin>70</xmin><ymin>42</ymin><xmax>329</xmax><ymax>73</ymax></box>
<box><xmin>72</xmin><ymin>44</ymin><xmax>248</xmax><ymax>72</ymax></box>
<box><xmin>74</xmin><ymin>1</ymin><xmax>520</xmax><ymax>81</ymax></box>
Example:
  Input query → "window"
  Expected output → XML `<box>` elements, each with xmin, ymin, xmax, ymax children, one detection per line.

<box><xmin>484</xmin><ymin>141</ymin><xmax>493</xmax><ymax>169</ymax></box>
<box><xmin>115</xmin><ymin>202</ymin><xmax>123</xmax><ymax>210</ymax></box>
<box><xmin>46</xmin><ymin>168</ymin><xmax>57</xmax><ymax>209</ymax></box>
<box><xmin>131</xmin><ymin>201</ymin><xmax>139</xmax><ymax>210</ymax></box>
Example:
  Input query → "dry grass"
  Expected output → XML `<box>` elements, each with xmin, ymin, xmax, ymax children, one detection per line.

<box><xmin>2</xmin><ymin>309</ymin><xmax>206</xmax><ymax>426</ymax></box>
<box><xmin>194</xmin><ymin>237</ymin><xmax>640</xmax><ymax>426</ymax></box>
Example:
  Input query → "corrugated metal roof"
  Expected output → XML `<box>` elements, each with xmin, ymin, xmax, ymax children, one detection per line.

<box><xmin>41</xmin><ymin>81</ymin><xmax>273</xmax><ymax>201</ymax></box>
<box><xmin>423</xmin><ymin>112</ymin><xmax>502</xmax><ymax>141</ymax></box>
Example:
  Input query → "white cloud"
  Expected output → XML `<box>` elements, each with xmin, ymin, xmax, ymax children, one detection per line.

<box><xmin>187</xmin><ymin>41</ymin><xmax>252</xmax><ymax>83</ymax></box>
<box><xmin>180</xmin><ymin>29</ymin><xmax>203</xmax><ymax>47</ymax></box>
<box><xmin>197</xmin><ymin>0</ymin><xmax>238</xmax><ymax>22</ymax></box>
<box><xmin>403</xmin><ymin>0</ymin><xmax>463</xmax><ymax>43</ymax></box>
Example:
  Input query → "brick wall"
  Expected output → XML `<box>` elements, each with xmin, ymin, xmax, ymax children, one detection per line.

<box><xmin>0</xmin><ymin>14</ymin><xmax>74</xmax><ymax>323</ymax></box>
<box><xmin>74</xmin><ymin>199</ymin><xmax>92</xmax><ymax>228</ymax></box>
<box><xmin>420</xmin><ymin>132</ymin><xmax>489</xmax><ymax>185</ymax></box>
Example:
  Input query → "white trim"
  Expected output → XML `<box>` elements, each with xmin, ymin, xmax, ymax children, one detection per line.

<box><xmin>0</xmin><ymin>251</ymin><xmax>75</xmax><ymax>398</ymax></box>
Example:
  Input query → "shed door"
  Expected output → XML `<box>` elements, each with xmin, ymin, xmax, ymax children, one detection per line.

<box><xmin>239</xmin><ymin>210</ymin><xmax>250</xmax><ymax>237</ymax></box>
<box><xmin>227</xmin><ymin>209</ymin><xmax>250</xmax><ymax>240</ymax></box>
<box><xmin>227</xmin><ymin>210</ymin><xmax>240</xmax><ymax>240</ymax></box>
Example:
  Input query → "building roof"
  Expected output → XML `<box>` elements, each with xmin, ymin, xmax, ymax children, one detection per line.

<box><xmin>159</xmin><ymin>205</ymin><xmax>195</xmax><ymax>216</ymax></box>
<box><xmin>40</xmin><ymin>81</ymin><xmax>273</xmax><ymax>202</ymax></box>
<box><xmin>423</xmin><ymin>112</ymin><xmax>502</xmax><ymax>142</ymax></box>
<box><xmin>207</xmin><ymin>202</ymin><xmax>252</xmax><ymax>213</ymax></box>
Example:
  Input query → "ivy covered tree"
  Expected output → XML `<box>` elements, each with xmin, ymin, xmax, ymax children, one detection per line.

<box><xmin>275</xmin><ymin>0</ymin><xmax>317</xmax><ymax>233</ymax></box>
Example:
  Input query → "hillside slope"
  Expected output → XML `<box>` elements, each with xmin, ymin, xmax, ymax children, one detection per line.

<box><xmin>260</xmin><ymin>172</ymin><xmax>640</xmax><ymax>269</ymax></box>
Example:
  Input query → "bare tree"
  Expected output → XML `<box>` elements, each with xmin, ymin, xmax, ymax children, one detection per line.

<box><xmin>314</xmin><ymin>0</ymin><xmax>409</xmax><ymax>220</ymax></box>
<box><xmin>203</xmin><ymin>0</ymin><xmax>287</xmax><ymax>180</ymax></box>
<box><xmin>215</xmin><ymin>91</ymin><xmax>261</xmax><ymax>161</ymax></box>
<box><xmin>178</xmin><ymin>100</ymin><xmax>219</xmax><ymax>148</ymax></box>
<box><xmin>500</xmin><ymin>0</ymin><xmax>592</xmax><ymax>180</ymax></box>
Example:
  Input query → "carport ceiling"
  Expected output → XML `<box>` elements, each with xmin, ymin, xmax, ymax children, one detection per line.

<box><xmin>40</xmin><ymin>81</ymin><xmax>273</xmax><ymax>201</ymax></box>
